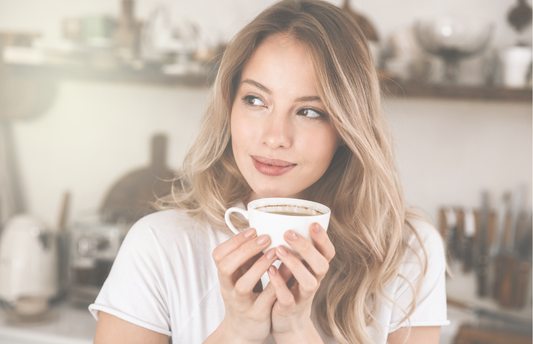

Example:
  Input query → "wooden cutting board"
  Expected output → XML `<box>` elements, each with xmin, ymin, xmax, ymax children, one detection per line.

<box><xmin>99</xmin><ymin>133</ymin><xmax>175</xmax><ymax>224</ymax></box>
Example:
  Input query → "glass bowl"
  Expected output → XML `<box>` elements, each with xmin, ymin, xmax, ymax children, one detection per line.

<box><xmin>414</xmin><ymin>17</ymin><xmax>494</xmax><ymax>83</ymax></box>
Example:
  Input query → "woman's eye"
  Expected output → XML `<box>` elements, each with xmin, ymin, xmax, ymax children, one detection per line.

<box><xmin>242</xmin><ymin>95</ymin><xmax>265</xmax><ymax>107</ymax></box>
<box><xmin>298</xmin><ymin>108</ymin><xmax>323</xmax><ymax>119</ymax></box>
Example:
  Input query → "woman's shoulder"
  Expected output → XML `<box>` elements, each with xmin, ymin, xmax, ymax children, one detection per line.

<box><xmin>133</xmin><ymin>208</ymin><xmax>196</xmax><ymax>229</ymax></box>
<box><xmin>403</xmin><ymin>217</ymin><xmax>445</xmax><ymax>258</ymax></box>
<box><xmin>397</xmin><ymin>216</ymin><xmax>447</xmax><ymax>280</ymax></box>
<box><xmin>124</xmin><ymin>209</ymin><xmax>232</xmax><ymax>253</ymax></box>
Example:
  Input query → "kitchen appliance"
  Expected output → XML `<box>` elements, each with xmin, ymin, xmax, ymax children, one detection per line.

<box><xmin>0</xmin><ymin>214</ymin><xmax>58</xmax><ymax>321</ymax></box>
<box><xmin>69</xmin><ymin>216</ymin><xmax>125</xmax><ymax>307</ymax></box>
<box><xmin>414</xmin><ymin>16</ymin><xmax>494</xmax><ymax>83</ymax></box>
<box><xmin>69</xmin><ymin>133</ymin><xmax>173</xmax><ymax>306</ymax></box>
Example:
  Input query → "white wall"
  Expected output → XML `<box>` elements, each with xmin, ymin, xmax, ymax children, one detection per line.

<box><xmin>385</xmin><ymin>98</ymin><xmax>531</xmax><ymax>223</ymax></box>
<box><xmin>11</xmin><ymin>81</ymin><xmax>210</xmax><ymax>224</ymax></box>
<box><xmin>9</xmin><ymin>82</ymin><xmax>532</xmax><ymax>226</ymax></box>
<box><xmin>0</xmin><ymin>0</ymin><xmax>531</xmax><ymax>226</ymax></box>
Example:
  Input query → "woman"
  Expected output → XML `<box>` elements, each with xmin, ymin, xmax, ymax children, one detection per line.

<box><xmin>91</xmin><ymin>1</ymin><xmax>449</xmax><ymax>343</ymax></box>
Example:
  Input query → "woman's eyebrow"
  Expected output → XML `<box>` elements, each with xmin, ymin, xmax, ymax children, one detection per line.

<box><xmin>295</xmin><ymin>95</ymin><xmax>321</xmax><ymax>103</ymax></box>
<box><xmin>241</xmin><ymin>79</ymin><xmax>322</xmax><ymax>103</ymax></box>
<box><xmin>241</xmin><ymin>79</ymin><xmax>272</xmax><ymax>94</ymax></box>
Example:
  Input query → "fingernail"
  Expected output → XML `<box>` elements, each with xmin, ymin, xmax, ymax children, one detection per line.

<box><xmin>277</xmin><ymin>245</ymin><xmax>288</xmax><ymax>256</ymax></box>
<box><xmin>312</xmin><ymin>223</ymin><xmax>321</xmax><ymax>234</ymax></box>
<box><xmin>268</xmin><ymin>265</ymin><xmax>277</xmax><ymax>275</ymax></box>
<box><xmin>244</xmin><ymin>228</ymin><xmax>256</xmax><ymax>238</ymax></box>
<box><xmin>265</xmin><ymin>248</ymin><xmax>276</xmax><ymax>259</ymax></box>
<box><xmin>256</xmin><ymin>235</ymin><xmax>269</xmax><ymax>245</ymax></box>
<box><xmin>285</xmin><ymin>230</ymin><xmax>298</xmax><ymax>242</ymax></box>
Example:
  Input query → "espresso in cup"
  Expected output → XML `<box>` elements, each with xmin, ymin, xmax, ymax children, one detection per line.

<box><xmin>255</xmin><ymin>204</ymin><xmax>325</xmax><ymax>217</ymax></box>
<box><xmin>225</xmin><ymin>198</ymin><xmax>331</xmax><ymax>259</ymax></box>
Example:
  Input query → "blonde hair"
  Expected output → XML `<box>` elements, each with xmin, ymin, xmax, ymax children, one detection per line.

<box><xmin>158</xmin><ymin>0</ymin><xmax>426</xmax><ymax>342</ymax></box>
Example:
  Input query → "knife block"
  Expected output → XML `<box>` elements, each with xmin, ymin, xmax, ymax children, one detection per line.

<box><xmin>439</xmin><ymin>206</ymin><xmax>531</xmax><ymax>309</ymax></box>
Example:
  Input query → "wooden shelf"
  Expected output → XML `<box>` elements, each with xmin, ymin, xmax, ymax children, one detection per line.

<box><xmin>380</xmin><ymin>79</ymin><xmax>532</xmax><ymax>102</ymax></box>
<box><xmin>3</xmin><ymin>63</ymin><xmax>212</xmax><ymax>88</ymax></box>
<box><xmin>3</xmin><ymin>63</ymin><xmax>532</xmax><ymax>102</ymax></box>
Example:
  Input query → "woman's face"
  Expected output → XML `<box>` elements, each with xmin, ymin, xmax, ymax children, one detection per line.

<box><xmin>231</xmin><ymin>34</ymin><xmax>341</xmax><ymax>201</ymax></box>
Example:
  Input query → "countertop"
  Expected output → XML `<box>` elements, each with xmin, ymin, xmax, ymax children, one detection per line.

<box><xmin>0</xmin><ymin>264</ymin><xmax>528</xmax><ymax>344</ymax></box>
<box><xmin>0</xmin><ymin>301</ymin><xmax>95</xmax><ymax>344</ymax></box>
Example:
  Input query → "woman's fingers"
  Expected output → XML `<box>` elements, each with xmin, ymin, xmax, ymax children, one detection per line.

<box><xmin>267</xmin><ymin>265</ymin><xmax>295</xmax><ymax>308</ymax></box>
<box><xmin>308</xmin><ymin>223</ymin><xmax>336</xmax><ymax>262</ymax></box>
<box><xmin>212</xmin><ymin>228</ymin><xmax>257</xmax><ymax>264</ymax></box>
<box><xmin>234</xmin><ymin>248</ymin><xmax>277</xmax><ymax>300</ymax></box>
<box><xmin>283</xmin><ymin>229</ymin><xmax>330</xmax><ymax>281</ymax></box>
<box><xmin>217</xmin><ymin>234</ymin><xmax>272</xmax><ymax>289</ymax></box>
<box><xmin>278</xmin><ymin>263</ymin><xmax>293</xmax><ymax>284</ymax></box>
<box><xmin>275</xmin><ymin>245</ymin><xmax>319</xmax><ymax>299</ymax></box>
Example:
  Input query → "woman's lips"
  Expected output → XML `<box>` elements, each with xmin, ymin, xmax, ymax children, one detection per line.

<box><xmin>251</xmin><ymin>155</ymin><xmax>296</xmax><ymax>176</ymax></box>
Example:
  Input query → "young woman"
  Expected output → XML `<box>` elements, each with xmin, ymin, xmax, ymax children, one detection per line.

<box><xmin>91</xmin><ymin>1</ymin><xmax>449</xmax><ymax>343</ymax></box>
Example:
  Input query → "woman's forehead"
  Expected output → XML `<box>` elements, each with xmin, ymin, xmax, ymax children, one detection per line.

<box><xmin>239</xmin><ymin>34</ymin><xmax>320</xmax><ymax>96</ymax></box>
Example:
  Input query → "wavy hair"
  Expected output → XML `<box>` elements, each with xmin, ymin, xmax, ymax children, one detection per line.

<box><xmin>158</xmin><ymin>0</ymin><xmax>426</xmax><ymax>342</ymax></box>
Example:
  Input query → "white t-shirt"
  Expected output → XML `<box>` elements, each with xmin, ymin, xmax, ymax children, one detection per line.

<box><xmin>89</xmin><ymin>208</ymin><xmax>450</xmax><ymax>343</ymax></box>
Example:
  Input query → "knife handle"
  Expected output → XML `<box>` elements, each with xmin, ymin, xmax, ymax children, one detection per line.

<box><xmin>451</xmin><ymin>226</ymin><xmax>462</xmax><ymax>260</ymax></box>
<box><xmin>462</xmin><ymin>237</ymin><xmax>474</xmax><ymax>273</ymax></box>
<box><xmin>514</xmin><ymin>259</ymin><xmax>530</xmax><ymax>309</ymax></box>
<box><xmin>492</xmin><ymin>255</ymin><xmax>504</xmax><ymax>300</ymax></box>
<box><xmin>476</xmin><ymin>252</ymin><xmax>490</xmax><ymax>297</ymax></box>
<box><xmin>498</xmin><ymin>254</ymin><xmax>517</xmax><ymax>308</ymax></box>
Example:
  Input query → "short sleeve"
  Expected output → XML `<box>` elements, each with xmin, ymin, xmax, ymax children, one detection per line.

<box><xmin>388</xmin><ymin>220</ymin><xmax>450</xmax><ymax>332</ymax></box>
<box><xmin>88</xmin><ymin>215</ymin><xmax>172</xmax><ymax>336</ymax></box>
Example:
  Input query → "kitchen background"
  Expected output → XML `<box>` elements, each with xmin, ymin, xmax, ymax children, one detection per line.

<box><xmin>0</xmin><ymin>0</ymin><xmax>531</xmax><ymax>343</ymax></box>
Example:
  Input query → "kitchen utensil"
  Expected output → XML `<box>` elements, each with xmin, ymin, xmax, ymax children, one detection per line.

<box><xmin>462</xmin><ymin>207</ymin><xmax>476</xmax><ymax>273</ymax></box>
<box><xmin>114</xmin><ymin>0</ymin><xmax>142</xmax><ymax>59</ymax></box>
<box><xmin>491</xmin><ymin>192</ymin><xmax>511</xmax><ymax>300</ymax></box>
<box><xmin>476</xmin><ymin>190</ymin><xmax>490</xmax><ymax>297</ymax></box>
<box><xmin>507</xmin><ymin>0</ymin><xmax>532</xmax><ymax>33</ymax></box>
<box><xmin>0</xmin><ymin>214</ymin><xmax>58</xmax><ymax>319</ymax></box>
<box><xmin>100</xmin><ymin>133</ymin><xmax>174</xmax><ymax>224</ymax></box>
<box><xmin>414</xmin><ymin>17</ymin><xmax>494</xmax><ymax>83</ymax></box>
<box><xmin>497</xmin><ymin>186</ymin><xmax>526</xmax><ymax>308</ymax></box>
<box><xmin>340</xmin><ymin>0</ymin><xmax>379</xmax><ymax>42</ymax></box>
<box><xmin>443</xmin><ymin>206</ymin><xmax>461</xmax><ymax>261</ymax></box>
<box><xmin>514</xmin><ymin>209</ymin><xmax>531</xmax><ymax>308</ymax></box>
<box><xmin>56</xmin><ymin>191</ymin><xmax>71</xmax><ymax>297</ymax></box>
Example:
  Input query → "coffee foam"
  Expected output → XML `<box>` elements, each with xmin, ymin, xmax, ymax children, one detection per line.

<box><xmin>255</xmin><ymin>204</ymin><xmax>324</xmax><ymax>216</ymax></box>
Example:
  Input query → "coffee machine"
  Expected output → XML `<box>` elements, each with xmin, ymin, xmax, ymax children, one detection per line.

<box><xmin>0</xmin><ymin>214</ymin><xmax>58</xmax><ymax>321</ymax></box>
<box><xmin>69</xmin><ymin>216</ymin><xmax>126</xmax><ymax>306</ymax></box>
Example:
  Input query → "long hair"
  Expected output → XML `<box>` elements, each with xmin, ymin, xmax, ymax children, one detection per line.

<box><xmin>158</xmin><ymin>1</ymin><xmax>426</xmax><ymax>342</ymax></box>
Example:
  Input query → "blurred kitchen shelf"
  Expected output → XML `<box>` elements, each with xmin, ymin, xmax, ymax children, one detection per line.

<box><xmin>3</xmin><ymin>62</ymin><xmax>213</xmax><ymax>88</ymax></box>
<box><xmin>3</xmin><ymin>63</ymin><xmax>532</xmax><ymax>101</ymax></box>
<box><xmin>380</xmin><ymin>79</ymin><xmax>532</xmax><ymax>102</ymax></box>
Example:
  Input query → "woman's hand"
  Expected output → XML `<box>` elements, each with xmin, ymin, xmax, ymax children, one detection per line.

<box><xmin>268</xmin><ymin>223</ymin><xmax>335</xmax><ymax>344</ymax></box>
<box><xmin>205</xmin><ymin>228</ymin><xmax>279</xmax><ymax>344</ymax></box>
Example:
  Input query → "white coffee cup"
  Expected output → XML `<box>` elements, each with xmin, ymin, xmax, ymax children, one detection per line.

<box><xmin>224</xmin><ymin>198</ymin><xmax>331</xmax><ymax>259</ymax></box>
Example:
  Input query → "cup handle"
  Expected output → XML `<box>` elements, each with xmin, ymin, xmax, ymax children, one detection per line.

<box><xmin>224</xmin><ymin>207</ymin><xmax>249</xmax><ymax>235</ymax></box>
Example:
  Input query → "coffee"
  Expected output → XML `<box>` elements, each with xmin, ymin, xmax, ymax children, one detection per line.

<box><xmin>255</xmin><ymin>204</ymin><xmax>324</xmax><ymax>216</ymax></box>
<box><xmin>267</xmin><ymin>211</ymin><xmax>315</xmax><ymax>216</ymax></box>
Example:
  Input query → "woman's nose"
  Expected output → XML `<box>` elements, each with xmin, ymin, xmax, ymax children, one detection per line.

<box><xmin>262</xmin><ymin>113</ymin><xmax>292</xmax><ymax>149</ymax></box>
